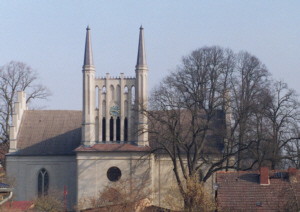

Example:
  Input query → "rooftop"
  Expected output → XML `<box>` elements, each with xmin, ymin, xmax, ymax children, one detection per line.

<box><xmin>217</xmin><ymin>167</ymin><xmax>300</xmax><ymax>211</ymax></box>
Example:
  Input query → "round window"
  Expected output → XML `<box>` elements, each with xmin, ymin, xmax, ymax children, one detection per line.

<box><xmin>107</xmin><ymin>167</ymin><xmax>122</xmax><ymax>182</ymax></box>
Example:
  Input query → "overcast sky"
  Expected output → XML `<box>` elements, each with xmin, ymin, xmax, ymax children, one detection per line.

<box><xmin>1</xmin><ymin>1</ymin><xmax>300</xmax><ymax>110</ymax></box>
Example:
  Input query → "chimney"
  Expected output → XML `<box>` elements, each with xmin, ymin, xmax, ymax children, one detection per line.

<box><xmin>260</xmin><ymin>167</ymin><xmax>270</xmax><ymax>185</ymax></box>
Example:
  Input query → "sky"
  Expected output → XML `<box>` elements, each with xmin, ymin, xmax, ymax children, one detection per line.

<box><xmin>0</xmin><ymin>1</ymin><xmax>300</xmax><ymax>110</ymax></box>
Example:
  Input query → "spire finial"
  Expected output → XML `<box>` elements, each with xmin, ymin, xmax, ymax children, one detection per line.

<box><xmin>83</xmin><ymin>26</ymin><xmax>94</xmax><ymax>67</ymax></box>
<box><xmin>136</xmin><ymin>26</ymin><xmax>147</xmax><ymax>68</ymax></box>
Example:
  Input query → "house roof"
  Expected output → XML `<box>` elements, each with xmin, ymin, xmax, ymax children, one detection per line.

<box><xmin>11</xmin><ymin>110</ymin><xmax>82</xmax><ymax>156</ymax></box>
<box><xmin>75</xmin><ymin>143</ymin><xmax>150</xmax><ymax>152</ymax></box>
<box><xmin>0</xmin><ymin>182</ymin><xmax>10</xmax><ymax>188</ymax></box>
<box><xmin>3</xmin><ymin>201</ymin><xmax>33</xmax><ymax>211</ymax></box>
<box><xmin>217</xmin><ymin>168</ymin><xmax>300</xmax><ymax>211</ymax></box>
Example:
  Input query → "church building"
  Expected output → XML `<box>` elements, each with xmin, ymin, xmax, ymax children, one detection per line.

<box><xmin>6</xmin><ymin>26</ymin><xmax>221</xmax><ymax>210</ymax></box>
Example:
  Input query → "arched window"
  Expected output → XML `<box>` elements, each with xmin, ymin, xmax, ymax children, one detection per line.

<box><xmin>124</xmin><ymin>117</ymin><xmax>128</xmax><ymax>142</ymax></box>
<box><xmin>102</xmin><ymin>117</ymin><xmax>106</xmax><ymax>141</ymax></box>
<box><xmin>110</xmin><ymin>117</ymin><xmax>114</xmax><ymax>141</ymax></box>
<box><xmin>95</xmin><ymin>116</ymin><xmax>99</xmax><ymax>142</ymax></box>
<box><xmin>131</xmin><ymin>86</ymin><xmax>135</xmax><ymax>105</ymax></box>
<box><xmin>38</xmin><ymin>168</ymin><xmax>49</xmax><ymax>197</ymax></box>
<box><xmin>110</xmin><ymin>85</ymin><xmax>115</xmax><ymax>100</ymax></box>
<box><xmin>95</xmin><ymin>86</ymin><xmax>99</xmax><ymax>109</ymax></box>
<box><xmin>116</xmin><ymin>85</ymin><xmax>121</xmax><ymax>102</ymax></box>
<box><xmin>102</xmin><ymin>100</ymin><xmax>106</xmax><ymax>116</ymax></box>
<box><xmin>124</xmin><ymin>100</ymin><xmax>128</xmax><ymax>117</ymax></box>
<box><xmin>116</xmin><ymin>117</ymin><xmax>120</xmax><ymax>141</ymax></box>
<box><xmin>102</xmin><ymin>86</ymin><xmax>107</xmax><ymax>94</ymax></box>
<box><xmin>124</xmin><ymin>86</ymin><xmax>128</xmax><ymax>94</ymax></box>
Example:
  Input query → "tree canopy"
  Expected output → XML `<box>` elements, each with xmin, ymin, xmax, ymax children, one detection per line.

<box><xmin>0</xmin><ymin>61</ymin><xmax>51</xmax><ymax>164</ymax></box>
<box><xmin>141</xmin><ymin>46</ymin><xmax>300</xmax><ymax>211</ymax></box>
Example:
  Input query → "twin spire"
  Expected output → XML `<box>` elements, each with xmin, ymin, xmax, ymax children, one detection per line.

<box><xmin>83</xmin><ymin>25</ymin><xmax>147</xmax><ymax>69</ymax></box>
<box><xmin>136</xmin><ymin>25</ymin><xmax>147</xmax><ymax>69</ymax></box>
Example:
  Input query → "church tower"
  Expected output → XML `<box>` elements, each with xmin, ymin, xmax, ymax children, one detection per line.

<box><xmin>135</xmin><ymin>26</ymin><xmax>148</xmax><ymax>146</ymax></box>
<box><xmin>81</xmin><ymin>26</ymin><xmax>149</xmax><ymax>147</ymax></box>
<box><xmin>82</xmin><ymin>26</ymin><xmax>96</xmax><ymax>146</ymax></box>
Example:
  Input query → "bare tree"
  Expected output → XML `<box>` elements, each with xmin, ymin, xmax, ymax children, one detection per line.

<box><xmin>161</xmin><ymin>176</ymin><xmax>216</xmax><ymax>212</ymax></box>
<box><xmin>0</xmin><ymin>61</ymin><xmax>51</xmax><ymax>163</ymax></box>
<box><xmin>144</xmin><ymin>46</ymin><xmax>239</xmax><ymax>211</ymax></box>
<box><xmin>263</xmin><ymin>81</ymin><xmax>300</xmax><ymax>169</ymax></box>
<box><xmin>141</xmin><ymin>46</ymin><xmax>300</xmax><ymax>210</ymax></box>
<box><xmin>230</xmin><ymin>51</ymin><xmax>271</xmax><ymax>170</ymax></box>
<box><xmin>33</xmin><ymin>189</ymin><xmax>64</xmax><ymax>212</ymax></box>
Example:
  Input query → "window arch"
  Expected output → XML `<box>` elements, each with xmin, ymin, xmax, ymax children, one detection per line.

<box><xmin>116</xmin><ymin>85</ymin><xmax>121</xmax><ymax>101</ymax></box>
<box><xmin>124</xmin><ymin>117</ymin><xmax>128</xmax><ymax>142</ymax></box>
<box><xmin>95</xmin><ymin>86</ymin><xmax>99</xmax><ymax>109</ymax></box>
<box><xmin>110</xmin><ymin>117</ymin><xmax>114</xmax><ymax>141</ymax></box>
<box><xmin>116</xmin><ymin>117</ymin><xmax>120</xmax><ymax>141</ymax></box>
<box><xmin>131</xmin><ymin>86</ymin><xmax>135</xmax><ymax>105</ymax></box>
<box><xmin>110</xmin><ymin>85</ymin><xmax>115</xmax><ymax>100</ymax></box>
<box><xmin>38</xmin><ymin>168</ymin><xmax>49</xmax><ymax>197</ymax></box>
<box><xmin>124</xmin><ymin>86</ymin><xmax>128</xmax><ymax>94</ymax></box>
<box><xmin>102</xmin><ymin>86</ymin><xmax>107</xmax><ymax>94</ymax></box>
<box><xmin>102</xmin><ymin>117</ymin><xmax>106</xmax><ymax>141</ymax></box>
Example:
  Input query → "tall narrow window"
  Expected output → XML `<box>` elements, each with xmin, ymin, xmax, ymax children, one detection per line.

<box><xmin>124</xmin><ymin>117</ymin><xmax>128</xmax><ymax>141</ymax></box>
<box><xmin>95</xmin><ymin>86</ymin><xmax>99</xmax><ymax>109</ymax></box>
<box><xmin>116</xmin><ymin>117</ymin><xmax>120</xmax><ymax>141</ymax></box>
<box><xmin>124</xmin><ymin>86</ymin><xmax>128</xmax><ymax>94</ymax></box>
<box><xmin>110</xmin><ymin>117</ymin><xmax>114</xmax><ymax>141</ymax></box>
<box><xmin>102</xmin><ymin>86</ymin><xmax>106</xmax><ymax>93</ymax></box>
<box><xmin>131</xmin><ymin>86</ymin><xmax>135</xmax><ymax>105</ymax></box>
<box><xmin>95</xmin><ymin>116</ymin><xmax>99</xmax><ymax>142</ymax></box>
<box><xmin>38</xmin><ymin>168</ymin><xmax>49</xmax><ymax>197</ymax></box>
<box><xmin>102</xmin><ymin>117</ymin><xmax>106</xmax><ymax>141</ymax></box>
<box><xmin>110</xmin><ymin>85</ymin><xmax>115</xmax><ymax>100</ymax></box>
<box><xmin>116</xmin><ymin>85</ymin><xmax>121</xmax><ymax>102</ymax></box>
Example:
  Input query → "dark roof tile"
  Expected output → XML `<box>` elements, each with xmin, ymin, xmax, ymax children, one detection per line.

<box><xmin>217</xmin><ymin>169</ymin><xmax>300</xmax><ymax>211</ymax></box>
<box><xmin>14</xmin><ymin>110</ymin><xmax>82</xmax><ymax>156</ymax></box>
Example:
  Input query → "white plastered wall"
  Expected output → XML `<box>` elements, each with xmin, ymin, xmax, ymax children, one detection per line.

<box><xmin>152</xmin><ymin>154</ymin><xmax>217</xmax><ymax>209</ymax></box>
<box><xmin>6</xmin><ymin>156</ymin><xmax>77</xmax><ymax>210</ymax></box>
<box><xmin>77</xmin><ymin>151</ymin><xmax>152</xmax><ymax>209</ymax></box>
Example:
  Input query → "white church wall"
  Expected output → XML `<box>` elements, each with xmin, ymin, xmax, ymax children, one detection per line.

<box><xmin>152</xmin><ymin>154</ymin><xmax>218</xmax><ymax>209</ymax></box>
<box><xmin>6</xmin><ymin>156</ymin><xmax>77</xmax><ymax>210</ymax></box>
<box><xmin>77</xmin><ymin>151</ymin><xmax>152</xmax><ymax>209</ymax></box>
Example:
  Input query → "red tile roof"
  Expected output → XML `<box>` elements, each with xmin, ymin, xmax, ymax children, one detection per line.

<box><xmin>75</xmin><ymin>143</ymin><xmax>151</xmax><ymax>152</ymax></box>
<box><xmin>3</xmin><ymin>201</ymin><xmax>33</xmax><ymax>211</ymax></box>
<box><xmin>217</xmin><ymin>168</ymin><xmax>300</xmax><ymax>211</ymax></box>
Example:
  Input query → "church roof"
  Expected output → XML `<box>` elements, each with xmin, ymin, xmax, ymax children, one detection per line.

<box><xmin>11</xmin><ymin>110</ymin><xmax>82</xmax><ymax>156</ymax></box>
<box><xmin>10</xmin><ymin>108</ymin><xmax>225</xmax><ymax>156</ymax></box>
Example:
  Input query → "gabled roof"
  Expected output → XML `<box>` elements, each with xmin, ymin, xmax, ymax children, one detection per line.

<box><xmin>10</xmin><ymin>108</ymin><xmax>225</xmax><ymax>156</ymax></box>
<box><xmin>11</xmin><ymin>110</ymin><xmax>82</xmax><ymax>156</ymax></box>
<box><xmin>217</xmin><ymin>168</ymin><xmax>300</xmax><ymax>211</ymax></box>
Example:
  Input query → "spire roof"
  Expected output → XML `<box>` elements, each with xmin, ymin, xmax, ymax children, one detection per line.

<box><xmin>83</xmin><ymin>26</ymin><xmax>94</xmax><ymax>67</ymax></box>
<box><xmin>136</xmin><ymin>25</ymin><xmax>147</xmax><ymax>68</ymax></box>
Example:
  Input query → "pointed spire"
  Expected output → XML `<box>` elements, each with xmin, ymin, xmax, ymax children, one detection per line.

<box><xmin>83</xmin><ymin>25</ymin><xmax>94</xmax><ymax>67</ymax></box>
<box><xmin>136</xmin><ymin>25</ymin><xmax>147</xmax><ymax>69</ymax></box>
